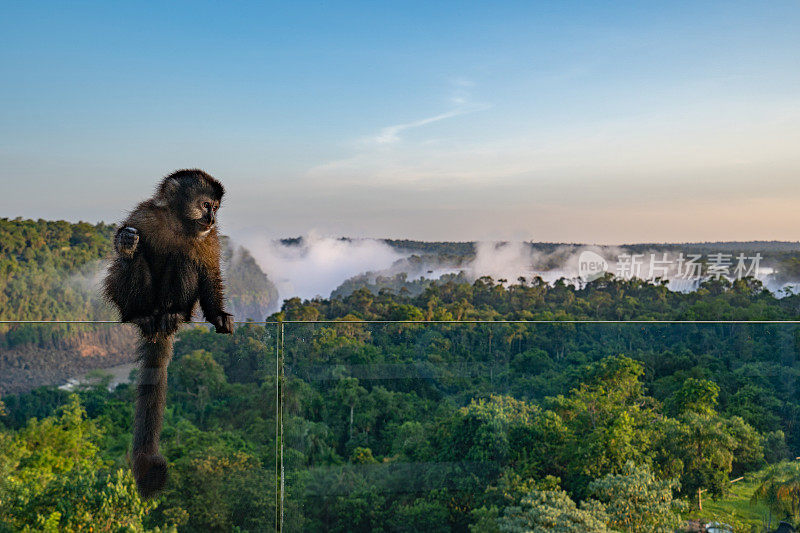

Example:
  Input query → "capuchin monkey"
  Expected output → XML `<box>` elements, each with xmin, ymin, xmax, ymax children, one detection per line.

<box><xmin>103</xmin><ymin>169</ymin><xmax>233</xmax><ymax>499</ymax></box>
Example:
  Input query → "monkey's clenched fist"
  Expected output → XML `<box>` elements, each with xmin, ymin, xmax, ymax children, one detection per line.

<box><xmin>115</xmin><ymin>227</ymin><xmax>139</xmax><ymax>259</ymax></box>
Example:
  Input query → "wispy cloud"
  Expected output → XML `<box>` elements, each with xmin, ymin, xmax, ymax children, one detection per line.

<box><xmin>369</xmin><ymin>80</ymin><xmax>489</xmax><ymax>144</ymax></box>
<box><xmin>374</xmin><ymin>108</ymin><xmax>473</xmax><ymax>144</ymax></box>
<box><xmin>308</xmin><ymin>97</ymin><xmax>800</xmax><ymax>190</ymax></box>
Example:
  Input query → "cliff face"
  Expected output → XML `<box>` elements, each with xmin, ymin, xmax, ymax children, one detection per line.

<box><xmin>0</xmin><ymin>324</ymin><xmax>138</xmax><ymax>394</ymax></box>
<box><xmin>222</xmin><ymin>239</ymin><xmax>280</xmax><ymax>320</ymax></box>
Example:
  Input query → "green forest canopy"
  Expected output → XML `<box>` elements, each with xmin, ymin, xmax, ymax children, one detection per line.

<box><xmin>1</xmin><ymin>278</ymin><xmax>800</xmax><ymax>530</ymax></box>
<box><xmin>3</xmin><ymin>217</ymin><xmax>800</xmax><ymax>530</ymax></box>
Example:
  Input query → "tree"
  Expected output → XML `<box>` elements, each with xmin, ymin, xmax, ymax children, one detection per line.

<box><xmin>350</xmin><ymin>447</ymin><xmax>378</xmax><ymax>464</ymax></box>
<box><xmin>172</xmin><ymin>349</ymin><xmax>226</xmax><ymax>396</ymax></box>
<box><xmin>588</xmin><ymin>461</ymin><xmax>685</xmax><ymax>532</ymax></box>
<box><xmin>391</xmin><ymin>421</ymin><xmax>431</xmax><ymax>462</ymax></box>
<box><xmin>545</xmin><ymin>356</ymin><xmax>655</xmax><ymax>495</ymax></box>
<box><xmin>497</xmin><ymin>489</ymin><xmax>612</xmax><ymax>533</ymax></box>
<box><xmin>447</xmin><ymin>395</ymin><xmax>536</xmax><ymax>464</ymax></box>
<box><xmin>0</xmin><ymin>395</ymin><xmax>155</xmax><ymax>531</ymax></box>
<box><xmin>388</xmin><ymin>498</ymin><xmax>450</xmax><ymax>533</ymax></box>
<box><xmin>666</xmin><ymin>378</ymin><xmax>720</xmax><ymax>416</ymax></box>
<box><xmin>752</xmin><ymin>461</ymin><xmax>800</xmax><ymax>526</ymax></box>
<box><xmin>655</xmin><ymin>409</ymin><xmax>764</xmax><ymax>501</ymax></box>
<box><xmin>336</xmin><ymin>378</ymin><xmax>368</xmax><ymax>443</ymax></box>
<box><xmin>157</xmin><ymin>448</ymin><xmax>273</xmax><ymax>531</ymax></box>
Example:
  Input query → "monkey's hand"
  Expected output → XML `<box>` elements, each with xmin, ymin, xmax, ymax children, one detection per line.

<box><xmin>209</xmin><ymin>312</ymin><xmax>234</xmax><ymax>334</ymax></box>
<box><xmin>115</xmin><ymin>227</ymin><xmax>140</xmax><ymax>259</ymax></box>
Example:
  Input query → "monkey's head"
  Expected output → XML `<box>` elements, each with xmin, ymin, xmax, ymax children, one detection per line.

<box><xmin>156</xmin><ymin>169</ymin><xmax>225</xmax><ymax>238</ymax></box>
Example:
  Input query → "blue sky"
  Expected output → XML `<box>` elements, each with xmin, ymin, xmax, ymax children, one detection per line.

<box><xmin>1</xmin><ymin>1</ymin><xmax>799</xmax><ymax>243</ymax></box>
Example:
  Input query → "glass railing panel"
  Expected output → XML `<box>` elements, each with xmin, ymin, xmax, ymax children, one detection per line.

<box><xmin>161</xmin><ymin>322</ymin><xmax>279</xmax><ymax>531</ymax></box>
<box><xmin>0</xmin><ymin>321</ymin><xmax>279</xmax><ymax>532</ymax></box>
<box><xmin>280</xmin><ymin>321</ymin><xmax>800</xmax><ymax>532</ymax></box>
<box><xmin>3</xmin><ymin>320</ymin><xmax>800</xmax><ymax>531</ymax></box>
<box><xmin>281</xmin><ymin>321</ymin><xmax>528</xmax><ymax>532</ymax></box>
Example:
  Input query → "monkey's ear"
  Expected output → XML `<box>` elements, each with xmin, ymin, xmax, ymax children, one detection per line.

<box><xmin>210</xmin><ymin>180</ymin><xmax>225</xmax><ymax>200</ymax></box>
<box><xmin>162</xmin><ymin>177</ymin><xmax>180</xmax><ymax>195</ymax></box>
<box><xmin>155</xmin><ymin>177</ymin><xmax>181</xmax><ymax>206</ymax></box>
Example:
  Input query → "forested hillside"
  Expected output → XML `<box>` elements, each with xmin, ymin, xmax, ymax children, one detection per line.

<box><xmin>0</xmin><ymin>217</ymin><xmax>115</xmax><ymax>321</ymax></box>
<box><xmin>0</xmin><ymin>218</ymin><xmax>278</xmax><ymax>393</ymax></box>
<box><xmin>2</xmin><ymin>275</ymin><xmax>800</xmax><ymax>531</ymax></box>
<box><xmin>0</xmin><ymin>217</ymin><xmax>278</xmax><ymax>325</ymax></box>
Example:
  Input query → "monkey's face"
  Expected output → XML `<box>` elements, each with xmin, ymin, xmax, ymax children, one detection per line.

<box><xmin>185</xmin><ymin>194</ymin><xmax>220</xmax><ymax>237</ymax></box>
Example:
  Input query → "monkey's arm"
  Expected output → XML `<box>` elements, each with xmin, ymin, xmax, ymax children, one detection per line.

<box><xmin>106</xmin><ymin>224</ymin><xmax>175</xmax><ymax>336</ymax></box>
<box><xmin>103</xmin><ymin>247</ymin><xmax>155</xmax><ymax>324</ymax></box>
<box><xmin>114</xmin><ymin>226</ymin><xmax>140</xmax><ymax>259</ymax></box>
<box><xmin>199</xmin><ymin>266</ymin><xmax>233</xmax><ymax>334</ymax></box>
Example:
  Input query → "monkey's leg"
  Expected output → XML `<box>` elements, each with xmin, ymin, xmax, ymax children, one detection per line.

<box><xmin>131</xmin><ymin>334</ymin><xmax>173</xmax><ymax>499</ymax></box>
<box><xmin>131</xmin><ymin>312</ymin><xmax>183</xmax><ymax>337</ymax></box>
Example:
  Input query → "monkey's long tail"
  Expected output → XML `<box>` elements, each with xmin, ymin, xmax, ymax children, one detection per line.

<box><xmin>131</xmin><ymin>334</ymin><xmax>173</xmax><ymax>499</ymax></box>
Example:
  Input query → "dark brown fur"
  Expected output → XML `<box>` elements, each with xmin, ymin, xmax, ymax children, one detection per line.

<box><xmin>103</xmin><ymin>169</ymin><xmax>233</xmax><ymax>499</ymax></box>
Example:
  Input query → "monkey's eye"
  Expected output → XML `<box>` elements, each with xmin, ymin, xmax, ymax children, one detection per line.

<box><xmin>202</xmin><ymin>202</ymin><xmax>211</xmax><ymax>210</ymax></box>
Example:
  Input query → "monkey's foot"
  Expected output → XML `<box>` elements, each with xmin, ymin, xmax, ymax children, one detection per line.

<box><xmin>132</xmin><ymin>453</ymin><xmax>168</xmax><ymax>499</ymax></box>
